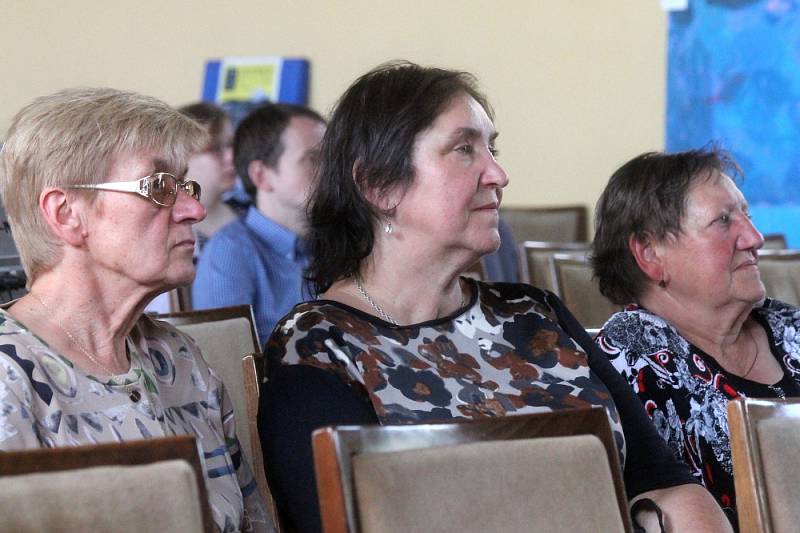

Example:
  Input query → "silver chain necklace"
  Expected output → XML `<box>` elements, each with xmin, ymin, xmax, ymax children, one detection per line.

<box><xmin>30</xmin><ymin>292</ymin><xmax>122</xmax><ymax>377</ymax></box>
<box><xmin>353</xmin><ymin>277</ymin><xmax>398</xmax><ymax>325</ymax></box>
<box><xmin>352</xmin><ymin>277</ymin><xmax>466</xmax><ymax>326</ymax></box>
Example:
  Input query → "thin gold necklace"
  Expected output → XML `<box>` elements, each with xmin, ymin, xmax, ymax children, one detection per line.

<box><xmin>741</xmin><ymin>325</ymin><xmax>760</xmax><ymax>379</ymax></box>
<box><xmin>353</xmin><ymin>277</ymin><xmax>465</xmax><ymax>325</ymax></box>
<box><xmin>29</xmin><ymin>292</ymin><xmax>121</xmax><ymax>377</ymax></box>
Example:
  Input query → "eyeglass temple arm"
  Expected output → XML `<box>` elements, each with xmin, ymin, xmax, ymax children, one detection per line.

<box><xmin>69</xmin><ymin>178</ymin><xmax>150</xmax><ymax>198</ymax></box>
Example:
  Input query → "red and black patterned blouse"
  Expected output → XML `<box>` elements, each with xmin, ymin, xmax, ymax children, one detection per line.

<box><xmin>596</xmin><ymin>299</ymin><xmax>800</xmax><ymax>530</ymax></box>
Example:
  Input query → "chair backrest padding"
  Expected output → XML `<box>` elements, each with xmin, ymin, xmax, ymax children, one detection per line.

<box><xmin>352</xmin><ymin>435</ymin><xmax>625</xmax><ymax>533</ymax></box>
<box><xmin>757</xmin><ymin>418</ymin><xmax>800</xmax><ymax>533</ymax></box>
<box><xmin>0</xmin><ymin>460</ymin><xmax>205</xmax><ymax>533</ymax></box>
<box><xmin>176</xmin><ymin>316</ymin><xmax>256</xmax><ymax>461</ymax></box>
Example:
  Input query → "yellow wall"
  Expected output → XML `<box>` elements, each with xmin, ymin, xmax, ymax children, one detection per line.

<box><xmin>1</xmin><ymin>1</ymin><xmax>666</xmax><ymax>220</ymax></box>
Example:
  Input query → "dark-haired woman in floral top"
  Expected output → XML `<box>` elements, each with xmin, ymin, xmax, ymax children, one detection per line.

<box><xmin>258</xmin><ymin>62</ymin><xmax>732</xmax><ymax>533</ymax></box>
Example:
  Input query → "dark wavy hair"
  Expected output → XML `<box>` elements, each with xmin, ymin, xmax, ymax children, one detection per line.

<box><xmin>234</xmin><ymin>103</ymin><xmax>324</xmax><ymax>200</ymax></box>
<box><xmin>306</xmin><ymin>61</ymin><xmax>492</xmax><ymax>295</ymax></box>
<box><xmin>591</xmin><ymin>146</ymin><xmax>740</xmax><ymax>305</ymax></box>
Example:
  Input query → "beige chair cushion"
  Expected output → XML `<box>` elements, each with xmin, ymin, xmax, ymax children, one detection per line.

<box><xmin>552</xmin><ymin>257</ymin><xmax>618</xmax><ymax>328</ymax></box>
<box><xmin>176</xmin><ymin>317</ymin><xmax>256</xmax><ymax>463</ymax></box>
<box><xmin>759</xmin><ymin>259</ymin><xmax>800</xmax><ymax>307</ymax></box>
<box><xmin>352</xmin><ymin>435</ymin><xmax>625</xmax><ymax>533</ymax></box>
<box><xmin>501</xmin><ymin>208</ymin><xmax>586</xmax><ymax>242</ymax></box>
<box><xmin>0</xmin><ymin>460</ymin><xmax>205</xmax><ymax>532</ymax></box>
<box><xmin>757</xmin><ymin>418</ymin><xmax>800</xmax><ymax>533</ymax></box>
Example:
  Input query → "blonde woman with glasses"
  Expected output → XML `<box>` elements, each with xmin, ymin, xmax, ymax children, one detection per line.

<box><xmin>0</xmin><ymin>88</ymin><xmax>270</xmax><ymax>532</ymax></box>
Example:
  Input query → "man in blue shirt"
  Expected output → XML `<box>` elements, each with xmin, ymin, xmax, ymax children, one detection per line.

<box><xmin>193</xmin><ymin>104</ymin><xmax>325</xmax><ymax>344</ymax></box>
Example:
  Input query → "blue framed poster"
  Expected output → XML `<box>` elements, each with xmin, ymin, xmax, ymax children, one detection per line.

<box><xmin>202</xmin><ymin>56</ymin><xmax>310</xmax><ymax>126</ymax></box>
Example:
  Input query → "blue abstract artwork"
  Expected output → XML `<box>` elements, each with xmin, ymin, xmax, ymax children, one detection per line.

<box><xmin>667</xmin><ymin>0</ymin><xmax>800</xmax><ymax>245</ymax></box>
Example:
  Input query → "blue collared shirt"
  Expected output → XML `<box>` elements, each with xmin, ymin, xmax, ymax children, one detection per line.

<box><xmin>192</xmin><ymin>206</ymin><xmax>310</xmax><ymax>345</ymax></box>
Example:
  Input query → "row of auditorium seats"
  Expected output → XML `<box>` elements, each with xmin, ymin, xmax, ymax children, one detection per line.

<box><xmin>2</xmin><ymin>356</ymin><xmax>794</xmax><ymax>533</ymax></box>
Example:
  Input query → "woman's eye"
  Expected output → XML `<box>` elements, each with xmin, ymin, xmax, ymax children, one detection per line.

<box><xmin>718</xmin><ymin>214</ymin><xmax>731</xmax><ymax>224</ymax></box>
<box><xmin>489</xmin><ymin>146</ymin><xmax>499</xmax><ymax>157</ymax></box>
<box><xmin>456</xmin><ymin>144</ymin><xmax>474</xmax><ymax>155</ymax></box>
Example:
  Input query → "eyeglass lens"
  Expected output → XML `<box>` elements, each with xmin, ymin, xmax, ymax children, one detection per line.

<box><xmin>148</xmin><ymin>173</ymin><xmax>201</xmax><ymax>206</ymax></box>
<box><xmin>150</xmin><ymin>174</ymin><xmax>177</xmax><ymax>206</ymax></box>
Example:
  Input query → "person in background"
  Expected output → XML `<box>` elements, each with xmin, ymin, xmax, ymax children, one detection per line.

<box><xmin>481</xmin><ymin>218</ymin><xmax>520</xmax><ymax>281</ymax></box>
<box><xmin>177</xmin><ymin>102</ymin><xmax>239</xmax><ymax>254</ymax></box>
<box><xmin>192</xmin><ymin>103</ymin><xmax>325</xmax><ymax>343</ymax></box>
<box><xmin>592</xmin><ymin>148</ymin><xmax>799</xmax><ymax>529</ymax></box>
<box><xmin>258</xmin><ymin>61</ymin><xmax>732</xmax><ymax>533</ymax></box>
<box><xmin>0</xmin><ymin>87</ymin><xmax>270</xmax><ymax>532</ymax></box>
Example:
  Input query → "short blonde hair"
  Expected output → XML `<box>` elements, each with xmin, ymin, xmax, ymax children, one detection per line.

<box><xmin>0</xmin><ymin>87</ymin><xmax>207</xmax><ymax>284</ymax></box>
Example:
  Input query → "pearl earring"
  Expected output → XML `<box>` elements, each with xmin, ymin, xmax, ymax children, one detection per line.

<box><xmin>384</xmin><ymin>221</ymin><xmax>393</xmax><ymax>235</ymax></box>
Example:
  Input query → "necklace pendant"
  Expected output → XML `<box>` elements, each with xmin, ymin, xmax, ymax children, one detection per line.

<box><xmin>129</xmin><ymin>389</ymin><xmax>142</xmax><ymax>403</ymax></box>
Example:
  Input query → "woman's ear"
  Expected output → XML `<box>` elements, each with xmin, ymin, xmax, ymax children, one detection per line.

<box><xmin>628</xmin><ymin>232</ymin><xmax>666</xmax><ymax>284</ymax></box>
<box><xmin>353</xmin><ymin>160</ymin><xmax>402</xmax><ymax>214</ymax></box>
<box><xmin>39</xmin><ymin>188</ymin><xmax>86</xmax><ymax>246</ymax></box>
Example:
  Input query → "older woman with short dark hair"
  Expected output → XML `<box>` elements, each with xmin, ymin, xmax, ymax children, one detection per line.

<box><xmin>0</xmin><ymin>88</ymin><xmax>269</xmax><ymax>532</ymax></box>
<box><xmin>593</xmin><ymin>147</ymin><xmax>800</xmax><ymax>529</ymax></box>
<box><xmin>258</xmin><ymin>62</ymin><xmax>732</xmax><ymax>533</ymax></box>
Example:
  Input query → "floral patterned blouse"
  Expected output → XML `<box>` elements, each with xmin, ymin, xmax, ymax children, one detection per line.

<box><xmin>595</xmin><ymin>299</ymin><xmax>800</xmax><ymax>529</ymax></box>
<box><xmin>264</xmin><ymin>280</ymin><xmax>696</xmax><ymax>506</ymax></box>
<box><xmin>0</xmin><ymin>309</ymin><xmax>271</xmax><ymax>533</ymax></box>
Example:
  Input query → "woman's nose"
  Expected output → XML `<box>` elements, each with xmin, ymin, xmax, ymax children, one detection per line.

<box><xmin>173</xmin><ymin>190</ymin><xmax>206</xmax><ymax>223</ymax></box>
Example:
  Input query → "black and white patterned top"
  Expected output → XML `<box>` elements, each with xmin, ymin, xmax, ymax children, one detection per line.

<box><xmin>596</xmin><ymin>299</ymin><xmax>800</xmax><ymax>528</ymax></box>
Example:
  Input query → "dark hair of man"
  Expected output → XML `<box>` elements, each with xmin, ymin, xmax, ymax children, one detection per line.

<box><xmin>591</xmin><ymin>146</ymin><xmax>739</xmax><ymax>305</ymax></box>
<box><xmin>306</xmin><ymin>60</ymin><xmax>493</xmax><ymax>295</ymax></box>
<box><xmin>177</xmin><ymin>102</ymin><xmax>228</xmax><ymax>147</ymax></box>
<box><xmin>233</xmin><ymin>103</ymin><xmax>325</xmax><ymax>200</ymax></box>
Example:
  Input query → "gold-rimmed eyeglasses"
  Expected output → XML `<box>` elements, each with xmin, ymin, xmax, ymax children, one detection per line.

<box><xmin>67</xmin><ymin>173</ymin><xmax>201</xmax><ymax>207</ymax></box>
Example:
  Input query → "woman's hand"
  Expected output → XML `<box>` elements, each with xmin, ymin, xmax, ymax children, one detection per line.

<box><xmin>632</xmin><ymin>484</ymin><xmax>733</xmax><ymax>533</ymax></box>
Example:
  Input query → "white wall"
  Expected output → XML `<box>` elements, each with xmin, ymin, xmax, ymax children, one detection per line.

<box><xmin>1</xmin><ymin>1</ymin><xmax>667</xmax><ymax>221</ymax></box>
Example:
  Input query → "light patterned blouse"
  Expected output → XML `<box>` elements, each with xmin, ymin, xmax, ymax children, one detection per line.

<box><xmin>0</xmin><ymin>309</ymin><xmax>270</xmax><ymax>532</ymax></box>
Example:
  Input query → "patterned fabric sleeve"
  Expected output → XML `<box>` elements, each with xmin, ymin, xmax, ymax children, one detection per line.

<box><xmin>545</xmin><ymin>296</ymin><xmax>697</xmax><ymax>497</ymax></box>
<box><xmin>595</xmin><ymin>311</ymin><xmax>696</xmax><ymax>479</ymax></box>
<box><xmin>211</xmin><ymin>368</ymin><xmax>273</xmax><ymax>532</ymax></box>
<box><xmin>0</xmin><ymin>354</ymin><xmax>41</xmax><ymax>449</ymax></box>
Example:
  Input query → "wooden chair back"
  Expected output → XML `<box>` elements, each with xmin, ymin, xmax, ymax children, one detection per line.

<box><xmin>500</xmin><ymin>205</ymin><xmax>588</xmax><ymax>243</ymax></box>
<box><xmin>312</xmin><ymin>408</ymin><xmax>632</xmax><ymax>533</ymax></box>
<box><xmin>728</xmin><ymin>398</ymin><xmax>800</xmax><ymax>533</ymax></box>
<box><xmin>167</xmin><ymin>285</ymin><xmax>193</xmax><ymax>312</ymax></box>
<box><xmin>243</xmin><ymin>351</ymin><xmax>282</xmax><ymax>531</ymax></box>
<box><xmin>154</xmin><ymin>305</ymin><xmax>280</xmax><ymax>531</ymax></box>
<box><xmin>0</xmin><ymin>435</ymin><xmax>214</xmax><ymax>532</ymax></box>
<box><xmin>762</xmin><ymin>233</ymin><xmax>787</xmax><ymax>250</ymax></box>
<box><xmin>519</xmin><ymin>240</ymin><xmax>591</xmax><ymax>290</ymax></box>
<box><xmin>550</xmin><ymin>253</ymin><xmax>619</xmax><ymax>328</ymax></box>
<box><xmin>757</xmin><ymin>250</ymin><xmax>800</xmax><ymax>307</ymax></box>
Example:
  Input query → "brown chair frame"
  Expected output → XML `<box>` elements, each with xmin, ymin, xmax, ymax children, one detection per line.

<box><xmin>761</xmin><ymin>233</ymin><xmax>787</xmax><ymax>250</ymax></box>
<box><xmin>757</xmin><ymin>248</ymin><xmax>800</xmax><ymax>259</ymax></box>
<box><xmin>154</xmin><ymin>305</ymin><xmax>280</xmax><ymax>532</ymax></box>
<box><xmin>756</xmin><ymin>249</ymin><xmax>800</xmax><ymax>306</ymax></box>
<box><xmin>167</xmin><ymin>285</ymin><xmax>193</xmax><ymax>312</ymax></box>
<box><xmin>728</xmin><ymin>398</ymin><xmax>800</xmax><ymax>533</ymax></box>
<box><xmin>312</xmin><ymin>407</ymin><xmax>632</xmax><ymax>533</ymax></box>
<box><xmin>500</xmin><ymin>205</ymin><xmax>589</xmax><ymax>243</ymax></box>
<box><xmin>0</xmin><ymin>435</ymin><xmax>214</xmax><ymax>533</ymax></box>
<box><xmin>154</xmin><ymin>304</ymin><xmax>260</xmax><ymax>351</ymax></box>
<box><xmin>550</xmin><ymin>252</ymin><xmax>618</xmax><ymax>329</ymax></box>
<box><xmin>518</xmin><ymin>240</ymin><xmax>590</xmax><ymax>287</ymax></box>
